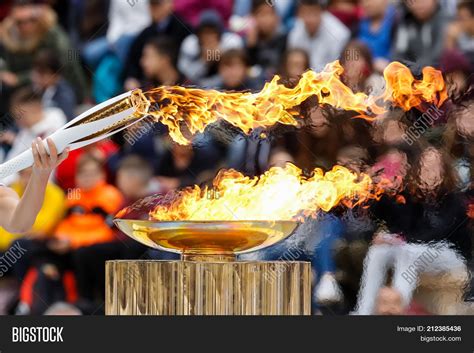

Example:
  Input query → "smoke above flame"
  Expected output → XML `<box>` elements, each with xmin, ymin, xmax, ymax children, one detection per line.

<box><xmin>143</xmin><ymin>60</ymin><xmax>447</xmax><ymax>145</ymax></box>
<box><xmin>148</xmin><ymin>163</ymin><xmax>388</xmax><ymax>222</ymax></box>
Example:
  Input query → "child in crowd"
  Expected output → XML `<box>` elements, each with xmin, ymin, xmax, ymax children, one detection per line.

<box><xmin>140</xmin><ymin>37</ymin><xmax>189</xmax><ymax>87</ymax></box>
<box><xmin>246</xmin><ymin>0</ymin><xmax>287</xmax><ymax>79</ymax></box>
<box><xmin>217</xmin><ymin>49</ymin><xmax>259</xmax><ymax>91</ymax></box>
<box><xmin>0</xmin><ymin>86</ymin><xmax>66</xmax><ymax>185</ymax></box>
<box><xmin>445</xmin><ymin>0</ymin><xmax>474</xmax><ymax>67</ymax></box>
<box><xmin>116</xmin><ymin>155</ymin><xmax>154</xmax><ymax>207</ymax></box>
<box><xmin>30</xmin><ymin>153</ymin><xmax>123</xmax><ymax>308</ymax></box>
<box><xmin>178</xmin><ymin>10</ymin><xmax>243</xmax><ymax>87</ymax></box>
<box><xmin>440</xmin><ymin>49</ymin><xmax>472</xmax><ymax>98</ymax></box>
<box><xmin>278</xmin><ymin>48</ymin><xmax>310</xmax><ymax>82</ymax></box>
<box><xmin>124</xmin><ymin>0</ymin><xmax>189</xmax><ymax>90</ymax></box>
<box><xmin>31</xmin><ymin>49</ymin><xmax>77</xmax><ymax>121</ymax></box>
<box><xmin>375</xmin><ymin>287</ymin><xmax>431</xmax><ymax>315</ymax></box>
<box><xmin>70</xmin><ymin>155</ymin><xmax>153</xmax><ymax>303</ymax></box>
<box><xmin>53</xmin><ymin>154</ymin><xmax>123</xmax><ymax>250</ymax></box>
<box><xmin>340</xmin><ymin>40</ymin><xmax>385</xmax><ymax>95</ymax></box>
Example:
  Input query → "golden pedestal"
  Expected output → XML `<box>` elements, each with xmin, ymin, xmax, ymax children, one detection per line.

<box><xmin>107</xmin><ymin>219</ymin><xmax>310</xmax><ymax>315</ymax></box>
<box><xmin>105</xmin><ymin>260</ymin><xmax>311</xmax><ymax>315</ymax></box>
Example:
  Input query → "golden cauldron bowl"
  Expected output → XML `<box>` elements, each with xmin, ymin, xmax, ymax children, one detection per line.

<box><xmin>113</xmin><ymin>219</ymin><xmax>298</xmax><ymax>261</ymax></box>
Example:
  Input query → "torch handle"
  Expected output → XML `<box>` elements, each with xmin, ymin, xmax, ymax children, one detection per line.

<box><xmin>0</xmin><ymin>137</ymin><xmax>60</xmax><ymax>181</ymax></box>
<box><xmin>0</xmin><ymin>148</ymin><xmax>35</xmax><ymax>180</ymax></box>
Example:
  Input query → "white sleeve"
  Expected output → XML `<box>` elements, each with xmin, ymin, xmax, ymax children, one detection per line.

<box><xmin>178</xmin><ymin>35</ymin><xmax>207</xmax><ymax>81</ymax></box>
<box><xmin>221</xmin><ymin>33</ymin><xmax>244</xmax><ymax>51</ymax></box>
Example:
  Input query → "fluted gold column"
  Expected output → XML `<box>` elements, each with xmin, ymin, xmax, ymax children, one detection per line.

<box><xmin>106</xmin><ymin>260</ymin><xmax>311</xmax><ymax>315</ymax></box>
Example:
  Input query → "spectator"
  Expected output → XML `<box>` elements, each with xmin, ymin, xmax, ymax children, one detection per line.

<box><xmin>356</xmin><ymin>146</ymin><xmax>471</xmax><ymax>314</ymax></box>
<box><xmin>13</xmin><ymin>153</ymin><xmax>121</xmax><ymax>313</ymax></box>
<box><xmin>140</xmin><ymin>37</ymin><xmax>189</xmax><ymax>88</ymax></box>
<box><xmin>358</xmin><ymin>0</ymin><xmax>397</xmax><ymax>73</ymax></box>
<box><xmin>0</xmin><ymin>1</ymin><xmax>86</xmax><ymax>104</ymax></box>
<box><xmin>268</xmin><ymin>147</ymin><xmax>295</xmax><ymax>168</ymax></box>
<box><xmin>287</xmin><ymin>0</ymin><xmax>350</xmax><ymax>71</ymax></box>
<box><xmin>278</xmin><ymin>48</ymin><xmax>311</xmax><ymax>82</ymax></box>
<box><xmin>374</xmin><ymin>287</ymin><xmax>431</xmax><ymax>315</ymax></box>
<box><xmin>246</xmin><ymin>0</ymin><xmax>287</xmax><ymax>79</ymax></box>
<box><xmin>328</xmin><ymin>0</ymin><xmax>362</xmax><ymax>33</ymax></box>
<box><xmin>76</xmin><ymin>0</ymin><xmax>108</xmax><ymax>48</ymax></box>
<box><xmin>340</xmin><ymin>40</ymin><xmax>385</xmax><ymax>95</ymax></box>
<box><xmin>178</xmin><ymin>10</ymin><xmax>243</xmax><ymax>87</ymax></box>
<box><xmin>392</xmin><ymin>0</ymin><xmax>449</xmax><ymax>67</ymax></box>
<box><xmin>124</xmin><ymin>0</ymin><xmax>190</xmax><ymax>90</ymax></box>
<box><xmin>82</xmin><ymin>0</ymin><xmax>151</xmax><ymax>68</ymax></box>
<box><xmin>107</xmin><ymin>116</ymin><xmax>165</xmax><ymax>182</ymax></box>
<box><xmin>440</xmin><ymin>49</ymin><xmax>472</xmax><ymax>98</ymax></box>
<box><xmin>31</xmin><ymin>49</ymin><xmax>77</xmax><ymax>121</ymax></box>
<box><xmin>311</xmin><ymin>212</ymin><xmax>345</xmax><ymax>305</ymax></box>
<box><xmin>445</xmin><ymin>0</ymin><xmax>474</xmax><ymax>67</ymax></box>
<box><xmin>116</xmin><ymin>155</ymin><xmax>154</xmax><ymax>205</ymax></box>
<box><xmin>217</xmin><ymin>49</ymin><xmax>259</xmax><ymax>91</ymax></box>
<box><xmin>53</xmin><ymin>154</ymin><xmax>123</xmax><ymax>250</ymax></box>
<box><xmin>295</xmin><ymin>99</ymin><xmax>342</xmax><ymax>171</ymax></box>
<box><xmin>71</xmin><ymin>156</ymin><xmax>152</xmax><ymax>303</ymax></box>
<box><xmin>2</xmin><ymin>86</ymin><xmax>66</xmax><ymax>176</ymax></box>
<box><xmin>448</xmin><ymin>103</ymin><xmax>474</xmax><ymax>215</ymax></box>
<box><xmin>333</xmin><ymin>145</ymin><xmax>375</xmax><ymax>312</ymax></box>
<box><xmin>174</xmin><ymin>0</ymin><xmax>233</xmax><ymax>28</ymax></box>
<box><xmin>231</xmin><ymin>0</ymin><xmax>296</xmax><ymax>33</ymax></box>
<box><xmin>155</xmin><ymin>134</ymin><xmax>224</xmax><ymax>189</ymax></box>
<box><xmin>55</xmin><ymin>140</ymin><xmax>119</xmax><ymax>192</ymax></box>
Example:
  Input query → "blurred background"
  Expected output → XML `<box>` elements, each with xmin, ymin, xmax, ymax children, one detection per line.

<box><xmin>0</xmin><ymin>0</ymin><xmax>473</xmax><ymax>316</ymax></box>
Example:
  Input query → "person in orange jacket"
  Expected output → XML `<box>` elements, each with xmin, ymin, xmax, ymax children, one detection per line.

<box><xmin>14</xmin><ymin>152</ymin><xmax>123</xmax><ymax>314</ymax></box>
<box><xmin>53</xmin><ymin>153</ymin><xmax>123</xmax><ymax>250</ymax></box>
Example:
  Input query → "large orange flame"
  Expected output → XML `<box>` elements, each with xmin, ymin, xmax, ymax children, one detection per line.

<box><xmin>382</xmin><ymin>62</ymin><xmax>448</xmax><ymax>111</ymax></box>
<box><xmin>148</xmin><ymin>163</ymin><xmax>387</xmax><ymax>221</ymax></box>
<box><xmin>143</xmin><ymin>60</ymin><xmax>447</xmax><ymax>145</ymax></box>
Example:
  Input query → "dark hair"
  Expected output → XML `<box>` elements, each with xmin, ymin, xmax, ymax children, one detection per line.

<box><xmin>278</xmin><ymin>48</ymin><xmax>310</xmax><ymax>78</ymax></box>
<box><xmin>458</xmin><ymin>0</ymin><xmax>474</xmax><ymax>15</ymax></box>
<box><xmin>145</xmin><ymin>36</ymin><xmax>179</xmax><ymax>67</ymax></box>
<box><xmin>10</xmin><ymin>85</ymin><xmax>42</xmax><ymax>107</ymax></box>
<box><xmin>13</xmin><ymin>0</ymin><xmax>41</xmax><ymax>6</ymax></box>
<box><xmin>408</xmin><ymin>144</ymin><xmax>459</xmax><ymax>198</ymax></box>
<box><xmin>76</xmin><ymin>153</ymin><xmax>104</xmax><ymax>174</ymax></box>
<box><xmin>118</xmin><ymin>155</ymin><xmax>153</xmax><ymax>181</ymax></box>
<box><xmin>219</xmin><ymin>49</ymin><xmax>249</xmax><ymax>67</ymax></box>
<box><xmin>149</xmin><ymin>0</ymin><xmax>168</xmax><ymax>5</ymax></box>
<box><xmin>339</xmin><ymin>40</ymin><xmax>374</xmax><ymax>72</ymax></box>
<box><xmin>197</xmin><ymin>10</ymin><xmax>224</xmax><ymax>35</ymax></box>
<box><xmin>251</xmin><ymin>0</ymin><xmax>276</xmax><ymax>13</ymax></box>
<box><xmin>298</xmin><ymin>0</ymin><xmax>324</xmax><ymax>8</ymax></box>
<box><xmin>33</xmin><ymin>49</ymin><xmax>62</xmax><ymax>74</ymax></box>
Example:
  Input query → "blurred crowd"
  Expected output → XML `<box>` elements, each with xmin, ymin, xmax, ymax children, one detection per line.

<box><xmin>0</xmin><ymin>0</ymin><xmax>473</xmax><ymax>315</ymax></box>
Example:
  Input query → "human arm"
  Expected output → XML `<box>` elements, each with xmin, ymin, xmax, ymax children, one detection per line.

<box><xmin>0</xmin><ymin>138</ymin><xmax>69</xmax><ymax>233</ymax></box>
